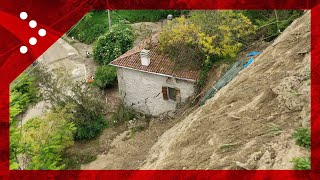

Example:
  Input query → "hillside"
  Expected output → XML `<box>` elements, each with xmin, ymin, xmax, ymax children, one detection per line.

<box><xmin>140</xmin><ymin>11</ymin><xmax>310</xmax><ymax>170</ymax></box>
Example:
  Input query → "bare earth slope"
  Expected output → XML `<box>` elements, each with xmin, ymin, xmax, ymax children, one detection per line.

<box><xmin>141</xmin><ymin>11</ymin><xmax>310</xmax><ymax>170</ymax></box>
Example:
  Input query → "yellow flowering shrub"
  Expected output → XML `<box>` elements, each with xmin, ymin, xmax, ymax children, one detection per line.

<box><xmin>160</xmin><ymin>11</ymin><xmax>256</xmax><ymax>68</ymax></box>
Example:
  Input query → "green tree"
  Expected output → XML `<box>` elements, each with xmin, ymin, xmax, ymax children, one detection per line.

<box><xmin>10</xmin><ymin>72</ymin><xmax>40</xmax><ymax>113</ymax></box>
<box><xmin>93</xmin><ymin>24</ymin><xmax>134</xmax><ymax>65</ymax></box>
<box><xmin>93</xmin><ymin>66</ymin><xmax>117</xmax><ymax>89</ymax></box>
<box><xmin>10</xmin><ymin>72</ymin><xmax>41</xmax><ymax>169</ymax></box>
<box><xmin>10</xmin><ymin>117</ymin><xmax>22</xmax><ymax>170</ymax></box>
<box><xmin>19</xmin><ymin>106</ymin><xmax>76</xmax><ymax>170</ymax></box>
<box><xmin>33</xmin><ymin>67</ymin><xmax>108</xmax><ymax>140</ymax></box>
<box><xmin>160</xmin><ymin>11</ymin><xmax>256</xmax><ymax>69</ymax></box>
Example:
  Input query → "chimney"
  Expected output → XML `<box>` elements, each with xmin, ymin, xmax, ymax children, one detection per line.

<box><xmin>140</xmin><ymin>49</ymin><xmax>150</xmax><ymax>66</ymax></box>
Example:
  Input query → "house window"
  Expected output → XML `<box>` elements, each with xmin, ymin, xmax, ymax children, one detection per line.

<box><xmin>168</xmin><ymin>87</ymin><xmax>177</xmax><ymax>101</ymax></box>
<box><xmin>162</xmin><ymin>86</ymin><xmax>181</xmax><ymax>102</ymax></box>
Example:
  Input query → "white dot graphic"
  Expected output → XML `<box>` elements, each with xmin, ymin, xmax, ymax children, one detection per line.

<box><xmin>29</xmin><ymin>20</ymin><xmax>37</xmax><ymax>28</ymax></box>
<box><xmin>29</xmin><ymin>37</ymin><xmax>37</xmax><ymax>45</ymax></box>
<box><xmin>38</xmin><ymin>29</ymin><xmax>46</xmax><ymax>37</ymax></box>
<box><xmin>20</xmin><ymin>46</ymin><xmax>28</xmax><ymax>54</ymax></box>
<box><xmin>20</xmin><ymin>12</ymin><xmax>28</xmax><ymax>20</ymax></box>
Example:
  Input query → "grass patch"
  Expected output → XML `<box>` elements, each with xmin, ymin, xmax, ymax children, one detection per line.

<box><xmin>219</xmin><ymin>143</ymin><xmax>239</xmax><ymax>150</ymax></box>
<box><xmin>68</xmin><ymin>11</ymin><xmax>110</xmax><ymax>44</ymax></box>
<box><xmin>293</xmin><ymin>127</ymin><xmax>311</xmax><ymax>149</ymax></box>
<box><xmin>113</xmin><ymin>10</ymin><xmax>183</xmax><ymax>23</ymax></box>
<box><xmin>291</xmin><ymin>157</ymin><xmax>311</xmax><ymax>170</ymax></box>
<box><xmin>266</xmin><ymin>123</ymin><xmax>284</xmax><ymax>136</ymax></box>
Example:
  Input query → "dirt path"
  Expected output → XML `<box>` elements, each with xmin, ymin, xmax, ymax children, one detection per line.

<box><xmin>20</xmin><ymin>101</ymin><xmax>48</xmax><ymax>125</ymax></box>
<box><xmin>62</xmin><ymin>35</ymin><xmax>97</xmax><ymax>77</ymax></box>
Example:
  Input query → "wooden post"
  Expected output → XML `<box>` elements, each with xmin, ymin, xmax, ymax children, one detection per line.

<box><xmin>108</xmin><ymin>10</ymin><xmax>112</xmax><ymax>29</ymax></box>
<box><xmin>274</xmin><ymin>10</ymin><xmax>280</xmax><ymax>33</ymax></box>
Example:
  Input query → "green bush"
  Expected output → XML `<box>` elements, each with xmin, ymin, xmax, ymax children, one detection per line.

<box><xmin>11</xmin><ymin>106</ymin><xmax>76</xmax><ymax>170</ymax></box>
<box><xmin>32</xmin><ymin>67</ymin><xmax>108</xmax><ymax>141</ymax></box>
<box><xmin>291</xmin><ymin>157</ymin><xmax>311</xmax><ymax>170</ymax></box>
<box><xmin>196</xmin><ymin>55</ymin><xmax>224</xmax><ymax>90</ymax></box>
<box><xmin>75</xmin><ymin>116</ymin><xmax>107</xmax><ymax>140</ymax></box>
<box><xmin>63</xmin><ymin>82</ymin><xmax>108</xmax><ymax>141</ymax></box>
<box><xmin>197</xmin><ymin>61</ymin><xmax>213</xmax><ymax>89</ymax></box>
<box><xmin>10</xmin><ymin>73</ymin><xmax>40</xmax><ymax>118</ymax></box>
<box><xmin>111</xmin><ymin>104</ymin><xmax>136</xmax><ymax>127</ymax></box>
<box><xmin>93</xmin><ymin>24</ymin><xmax>134</xmax><ymax>65</ymax></box>
<box><xmin>293</xmin><ymin>127</ymin><xmax>311</xmax><ymax>149</ymax></box>
<box><xmin>93</xmin><ymin>66</ymin><xmax>117</xmax><ymax>89</ymax></box>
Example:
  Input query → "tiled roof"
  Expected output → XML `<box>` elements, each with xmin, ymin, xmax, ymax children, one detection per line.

<box><xmin>110</xmin><ymin>36</ymin><xmax>200</xmax><ymax>82</ymax></box>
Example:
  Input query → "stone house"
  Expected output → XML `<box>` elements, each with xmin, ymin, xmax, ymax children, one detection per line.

<box><xmin>110</xmin><ymin>36</ymin><xmax>200</xmax><ymax>116</ymax></box>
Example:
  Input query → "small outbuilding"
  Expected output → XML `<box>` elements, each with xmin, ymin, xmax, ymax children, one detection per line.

<box><xmin>110</xmin><ymin>35</ymin><xmax>200</xmax><ymax>116</ymax></box>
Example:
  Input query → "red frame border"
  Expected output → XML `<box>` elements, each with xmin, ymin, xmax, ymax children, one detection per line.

<box><xmin>1</xmin><ymin>0</ymin><xmax>320</xmax><ymax>178</ymax></box>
